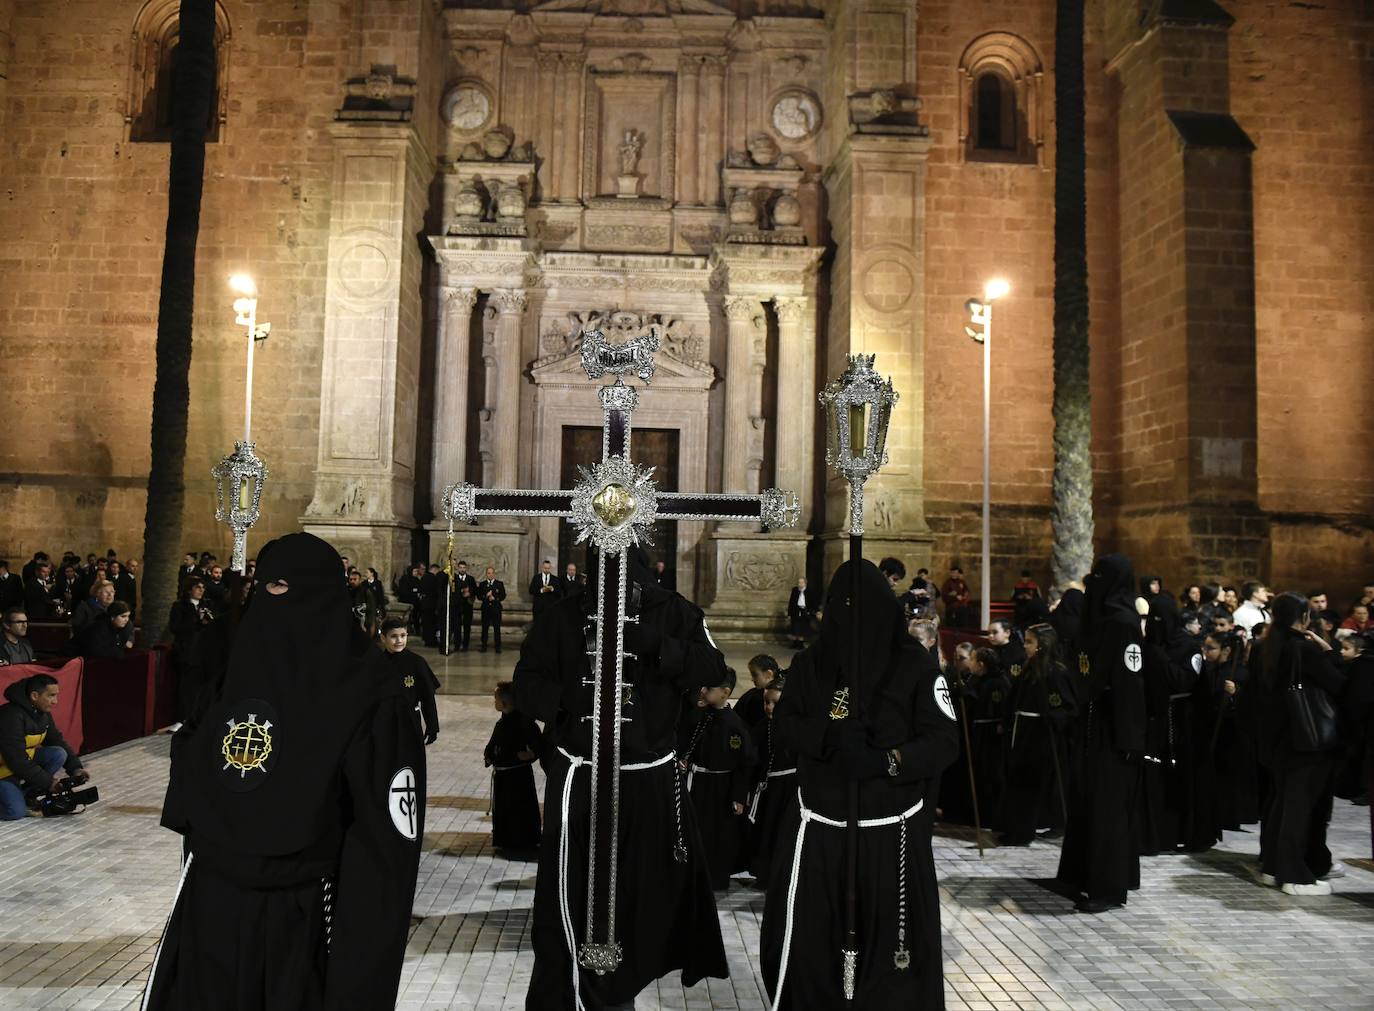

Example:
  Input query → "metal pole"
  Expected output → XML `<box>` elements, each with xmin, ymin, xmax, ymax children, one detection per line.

<box><xmin>981</xmin><ymin>301</ymin><xmax>992</xmax><ymax>632</ymax></box>
<box><xmin>244</xmin><ymin>299</ymin><xmax>256</xmax><ymax>444</ymax></box>
<box><xmin>843</xmin><ymin>519</ymin><xmax>862</xmax><ymax>1003</ymax></box>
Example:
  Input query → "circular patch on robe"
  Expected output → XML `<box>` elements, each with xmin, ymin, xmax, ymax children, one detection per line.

<box><xmin>388</xmin><ymin>767</ymin><xmax>419</xmax><ymax>840</ymax></box>
<box><xmin>933</xmin><ymin>675</ymin><xmax>957</xmax><ymax>721</ymax></box>
<box><xmin>1124</xmin><ymin>643</ymin><xmax>1143</xmax><ymax>673</ymax></box>
<box><xmin>1191</xmin><ymin>653</ymin><xmax>1203</xmax><ymax>675</ymax></box>
<box><xmin>218</xmin><ymin>699</ymin><xmax>280</xmax><ymax>793</ymax></box>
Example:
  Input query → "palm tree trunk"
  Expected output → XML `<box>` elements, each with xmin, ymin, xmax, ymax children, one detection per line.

<box><xmin>138</xmin><ymin>0</ymin><xmax>216</xmax><ymax>645</ymax></box>
<box><xmin>1051</xmin><ymin>0</ymin><xmax>1095</xmax><ymax>589</ymax></box>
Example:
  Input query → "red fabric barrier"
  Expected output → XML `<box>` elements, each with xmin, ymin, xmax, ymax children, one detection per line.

<box><xmin>80</xmin><ymin>647</ymin><xmax>175</xmax><ymax>753</ymax></box>
<box><xmin>0</xmin><ymin>658</ymin><xmax>85</xmax><ymax>753</ymax></box>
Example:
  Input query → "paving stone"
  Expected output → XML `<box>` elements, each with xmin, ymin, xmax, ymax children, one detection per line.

<box><xmin>0</xmin><ymin>696</ymin><xmax>1371</xmax><ymax>1009</ymax></box>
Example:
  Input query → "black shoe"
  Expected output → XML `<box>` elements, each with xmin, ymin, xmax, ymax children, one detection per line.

<box><xmin>1074</xmin><ymin>898</ymin><xmax>1122</xmax><ymax>914</ymax></box>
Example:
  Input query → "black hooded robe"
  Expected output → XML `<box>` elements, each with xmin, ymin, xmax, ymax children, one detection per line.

<box><xmin>513</xmin><ymin>551</ymin><xmax>729</xmax><ymax>1011</ymax></box>
<box><xmin>1138</xmin><ymin>596</ymin><xmax>1201</xmax><ymax>855</ymax></box>
<box><xmin>680</xmin><ymin>704</ymin><xmax>757</xmax><ymax>890</ymax></box>
<box><xmin>387</xmin><ymin>647</ymin><xmax>441</xmax><ymax>743</ymax></box>
<box><xmin>485</xmin><ymin>709</ymin><xmax>543</xmax><ymax>851</ymax></box>
<box><xmin>745</xmin><ymin>711</ymin><xmax>799</xmax><ymax>883</ymax></box>
<box><xmin>964</xmin><ymin>668</ymin><xmax>1010</xmax><ymax>832</ymax></box>
<box><xmin>1057</xmin><ymin>554</ymin><xmax>1146</xmax><ymax>908</ymax></box>
<box><xmin>143</xmin><ymin>534</ymin><xmax>425</xmax><ymax>1011</ymax></box>
<box><xmin>1001</xmin><ymin>661</ymin><xmax>1075</xmax><ymax>844</ymax></box>
<box><xmin>760</xmin><ymin>562</ymin><xmax>959</xmax><ymax>1011</ymax></box>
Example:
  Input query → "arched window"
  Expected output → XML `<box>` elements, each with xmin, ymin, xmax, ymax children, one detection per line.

<box><xmin>127</xmin><ymin>0</ymin><xmax>231</xmax><ymax>143</ymax></box>
<box><xmin>959</xmin><ymin>33</ymin><xmax>1043</xmax><ymax>165</ymax></box>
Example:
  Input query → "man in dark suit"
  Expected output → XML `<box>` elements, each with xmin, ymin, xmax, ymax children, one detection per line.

<box><xmin>0</xmin><ymin>561</ymin><xmax>24</xmax><ymax>611</ymax></box>
<box><xmin>420</xmin><ymin>562</ymin><xmax>445</xmax><ymax>646</ymax></box>
<box><xmin>652</xmin><ymin>559</ymin><xmax>676</xmax><ymax>592</ymax></box>
<box><xmin>450</xmin><ymin>560</ymin><xmax>478</xmax><ymax>652</ymax></box>
<box><xmin>561</xmin><ymin>562</ymin><xmax>583</xmax><ymax>605</ymax></box>
<box><xmin>397</xmin><ymin>562</ymin><xmax>425</xmax><ymax>633</ymax></box>
<box><xmin>478</xmin><ymin>565</ymin><xmax>506</xmax><ymax>652</ymax></box>
<box><xmin>529</xmin><ymin>559</ymin><xmax>558</xmax><ymax>622</ymax></box>
<box><xmin>786</xmin><ymin>575</ymin><xmax>813</xmax><ymax>647</ymax></box>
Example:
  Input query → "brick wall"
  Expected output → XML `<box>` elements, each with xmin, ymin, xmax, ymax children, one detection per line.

<box><xmin>917</xmin><ymin>0</ymin><xmax>1057</xmax><ymax>599</ymax></box>
<box><xmin>1228</xmin><ymin>1</ymin><xmax>1374</xmax><ymax>600</ymax></box>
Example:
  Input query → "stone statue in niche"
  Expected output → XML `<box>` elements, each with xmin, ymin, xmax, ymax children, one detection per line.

<box><xmin>747</xmin><ymin>132</ymin><xmax>780</xmax><ymax>166</ymax></box>
<box><xmin>617</xmin><ymin>128</ymin><xmax>644</xmax><ymax>197</ymax></box>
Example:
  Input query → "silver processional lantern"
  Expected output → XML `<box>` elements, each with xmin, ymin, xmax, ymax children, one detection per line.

<box><xmin>818</xmin><ymin>353</ymin><xmax>899</xmax><ymax>535</ymax></box>
<box><xmin>214</xmin><ymin>274</ymin><xmax>272</xmax><ymax>574</ymax></box>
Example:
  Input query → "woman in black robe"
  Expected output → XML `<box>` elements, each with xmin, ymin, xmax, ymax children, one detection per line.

<box><xmin>1138</xmin><ymin>594</ymin><xmax>1201</xmax><ymax>854</ymax></box>
<box><xmin>513</xmin><ymin>546</ymin><xmax>728</xmax><ymax>1011</ymax></box>
<box><xmin>760</xmin><ymin>561</ymin><xmax>959</xmax><ymax>1010</ymax></box>
<box><xmin>965</xmin><ymin>647</ymin><xmax>1010</xmax><ymax>831</ymax></box>
<box><xmin>485</xmin><ymin>680</ymin><xmax>543</xmax><ymax>852</ymax></box>
<box><xmin>1251</xmin><ymin>592</ymin><xmax>1346</xmax><ymax>893</ymax></box>
<box><xmin>1057</xmin><ymin>554</ymin><xmax>1147</xmax><ymax>913</ymax></box>
<box><xmin>1001</xmin><ymin>623</ymin><xmax>1075</xmax><ymax>845</ymax></box>
<box><xmin>143</xmin><ymin>533</ymin><xmax>425</xmax><ymax>1011</ymax></box>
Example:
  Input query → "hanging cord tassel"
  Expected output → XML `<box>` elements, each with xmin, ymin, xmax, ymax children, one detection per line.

<box><xmin>893</xmin><ymin>819</ymin><xmax>910</xmax><ymax>969</ymax></box>
<box><xmin>322</xmin><ymin>877</ymin><xmax>334</xmax><ymax>955</ymax></box>
<box><xmin>673</xmin><ymin>712</ymin><xmax>711</xmax><ymax>863</ymax></box>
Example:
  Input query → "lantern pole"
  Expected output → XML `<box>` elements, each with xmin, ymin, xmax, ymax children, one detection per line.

<box><xmin>214</xmin><ymin>276</ymin><xmax>272</xmax><ymax>574</ymax></box>
<box><xmin>819</xmin><ymin>354</ymin><xmax>899</xmax><ymax>1004</ymax></box>
<box><xmin>965</xmin><ymin>279</ymin><xmax>1009</xmax><ymax>631</ymax></box>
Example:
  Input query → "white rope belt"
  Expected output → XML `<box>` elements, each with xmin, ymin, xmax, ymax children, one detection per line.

<box><xmin>748</xmin><ymin>768</ymin><xmax>798</xmax><ymax>823</ymax></box>
<box><xmin>971</xmin><ymin>717</ymin><xmax>1000</xmax><ymax>725</ymax></box>
<box><xmin>140</xmin><ymin>852</ymin><xmax>194</xmax><ymax>1010</ymax></box>
<box><xmin>772</xmin><ymin>790</ymin><xmax>923</xmax><ymax>1010</ymax></box>
<box><xmin>686</xmin><ymin>763</ymin><xmax>729</xmax><ymax>791</ymax></box>
<box><xmin>554</xmin><ymin>747</ymin><xmax>675</xmax><ymax>1011</ymax></box>
<box><xmin>1011</xmin><ymin>710</ymin><xmax>1041</xmax><ymax>750</ymax></box>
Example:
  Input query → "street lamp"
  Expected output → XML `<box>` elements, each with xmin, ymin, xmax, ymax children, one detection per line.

<box><xmin>964</xmin><ymin>278</ymin><xmax>1009</xmax><ymax>632</ymax></box>
<box><xmin>212</xmin><ymin>274</ymin><xmax>272</xmax><ymax>573</ymax></box>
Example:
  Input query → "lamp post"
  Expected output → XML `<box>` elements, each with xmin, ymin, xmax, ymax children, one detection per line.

<box><xmin>964</xmin><ymin>278</ymin><xmax>1009</xmax><ymax>632</ymax></box>
<box><xmin>818</xmin><ymin>353</ymin><xmax>899</xmax><ymax>1001</ymax></box>
<box><xmin>212</xmin><ymin>275</ymin><xmax>272</xmax><ymax>574</ymax></box>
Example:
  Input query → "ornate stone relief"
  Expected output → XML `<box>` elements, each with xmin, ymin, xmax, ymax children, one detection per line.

<box><xmin>537</xmin><ymin>310</ymin><xmax>707</xmax><ymax>369</ymax></box>
<box><xmin>724</xmin><ymin>550</ymin><xmax>794</xmax><ymax>593</ymax></box>
<box><xmin>769</xmin><ymin>88</ymin><xmax>822</xmax><ymax>142</ymax></box>
<box><xmin>443</xmin><ymin>81</ymin><xmax>494</xmax><ymax>133</ymax></box>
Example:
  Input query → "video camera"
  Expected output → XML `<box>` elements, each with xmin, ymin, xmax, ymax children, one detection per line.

<box><xmin>27</xmin><ymin>770</ymin><xmax>99</xmax><ymax>817</ymax></box>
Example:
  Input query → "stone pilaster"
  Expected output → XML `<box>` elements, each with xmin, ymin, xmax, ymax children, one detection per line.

<box><xmin>488</xmin><ymin>288</ymin><xmax>528</xmax><ymax>490</ymax></box>
<box><xmin>677</xmin><ymin>56</ymin><xmax>701</xmax><ymax>206</ymax></box>
<box><xmin>773</xmin><ymin>296</ymin><xmax>815</xmax><ymax>530</ymax></box>
<box><xmin>302</xmin><ymin>121</ymin><xmax>430</xmax><ymax>577</ymax></box>
<box><xmin>430</xmin><ymin>285</ymin><xmax>478</xmax><ymax>516</ymax></box>
<box><xmin>721</xmin><ymin>294</ymin><xmax>763</xmax><ymax>495</ymax></box>
<box><xmin>699</xmin><ymin>58</ymin><xmax>726</xmax><ymax>205</ymax></box>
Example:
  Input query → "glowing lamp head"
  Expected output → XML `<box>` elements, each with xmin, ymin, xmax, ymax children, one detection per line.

<box><xmin>228</xmin><ymin>274</ymin><xmax>258</xmax><ymax>298</ymax></box>
<box><xmin>818</xmin><ymin>353</ymin><xmax>899</xmax><ymax>481</ymax></box>
<box><xmin>984</xmin><ymin>278</ymin><xmax>1010</xmax><ymax>302</ymax></box>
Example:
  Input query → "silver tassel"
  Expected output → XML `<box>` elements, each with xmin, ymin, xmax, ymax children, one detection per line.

<box><xmin>842</xmin><ymin>948</ymin><xmax>857</xmax><ymax>1000</ymax></box>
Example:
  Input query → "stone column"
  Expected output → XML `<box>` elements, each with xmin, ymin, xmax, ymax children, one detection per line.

<box><xmin>431</xmin><ymin>285</ymin><xmax>478</xmax><ymax>515</ymax></box>
<box><xmin>489</xmin><ymin>289</ymin><xmax>527</xmax><ymax>489</ymax></box>
<box><xmin>535</xmin><ymin>53</ymin><xmax>559</xmax><ymax>200</ymax></box>
<box><xmin>677</xmin><ymin>56</ymin><xmax>701</xmax><ymax>205</ymax></box>
<box><xmin>722</xmin><ymin>295</ymin><xmax>761</xmax><ymax>494</ymax></box>
<box><xmin>773</xmin><ymin>296</ymin><xmax>815</xmax><ymax>528</ymax></box>
<box><xmin>699</xmin><ymin>58</ymin><xmax>726</xmax><ymax>205</ymax></box>
<box><xmin>559</xmin><ymin>55</ymin><xmax>585</xmax><ymax>201</ymax></box>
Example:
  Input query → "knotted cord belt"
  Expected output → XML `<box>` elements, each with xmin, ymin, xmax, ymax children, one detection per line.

<box><xmin>748</xmin><ymin>767</ymin><xmax>797</xmax><ymax>823</ymax></box>
<box><xmin>771</xmin><ymin>790</ymin><xmax>924</xmax><ymax>1010</ymax></box>
<box><xmin>555</xmin><ymin>746</ymin><xmax>676</xmax><ymax>1011</ymax></box>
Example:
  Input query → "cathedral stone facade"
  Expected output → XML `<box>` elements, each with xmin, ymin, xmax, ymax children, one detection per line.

<box><xmin>1</xmin><ymin>0</ymin><xmax>1371</xmax><ymax>619</ymax></box>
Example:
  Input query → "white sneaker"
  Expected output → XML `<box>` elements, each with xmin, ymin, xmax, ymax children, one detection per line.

<box><xmin>166</xmin><ymin>722</ymin><xmax>183</xmax><ymax>734</ymax></box>
<box><xmin>1280</xmin><ymin>880</ymin><xmax>1332</xmax><ymax>896</ymax></box>
<box><xmin>1320</xmin><ymin>862</ymin><xmax>1346</xmax><ymax>880</ymax></box>
<box><xmin>1250</xmin><ymin>866</ymin><xmax>1277</xmax><ymax>888</ymax></box>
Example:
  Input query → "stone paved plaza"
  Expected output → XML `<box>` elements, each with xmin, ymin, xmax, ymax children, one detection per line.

<box><xmin>2</xmin><ymin>694</ymin><xmax>1372</xmax><ymax>1011</ymax></box>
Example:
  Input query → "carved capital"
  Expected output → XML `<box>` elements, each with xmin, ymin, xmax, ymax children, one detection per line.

<box><xmin>491</xmin><ymin>288</ymin><xmax>528</xmax><ymax>315</ymax></box>
<box><xmin>724</xmin><ymin>295</ymin><xmax>759</xmax><ymax>322</ymax></box>
<box><xmin>536</xmin><ymin>51</ymin><xmax>561</xmax><ymax>71</ymax></box>
<box><xmin>678</xmin><ymin>55</ymin><xmax>703</xmax><ymax>77</ymax></box>
<box><xmin>443</xmin><ymin>285</ymin><xmax>479</xmax><ymax>314</ymax></box>
<box><xmin>773</xmin><ymin>296</ymin><xmax>808</xmax><ymax>323</ymax></box>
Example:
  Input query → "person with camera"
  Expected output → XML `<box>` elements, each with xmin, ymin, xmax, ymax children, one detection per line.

<box><xmin>0</xmin><ymin>673</ymin><xmax>91</xmax><ymax>820</ymax></box>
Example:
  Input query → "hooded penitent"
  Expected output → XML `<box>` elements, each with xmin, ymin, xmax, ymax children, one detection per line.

<box><xmin>172</xmin><ymin>532</ymin><xmax>397</xmax><ymax>857</ymax></box>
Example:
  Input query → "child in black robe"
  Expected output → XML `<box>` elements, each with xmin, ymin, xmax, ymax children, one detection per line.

<box><xmin>965</xmin><ymin>646</ymin><xmax>1010</xmax><ymax>831</ymax></box>
<box><xmin>484</xmin><ymin>680</ymin><xmax>542</xmax><ymax>853</ymax></box>
<box><xmin>679</xmin><ymin>667</ymin><xmax>757</xmax><ymax>891</ymax></box>
<box><xmin>1002</xmin><ymin>623</ymin><xmax>1076</xmax><ymax>845</ymax></box>
<box><xmin>380</xmin><ymin>616</ymin><xmax>440</xmax><ymax>744</ymax></box>
<box><xmin>734</xmin><ymin>653</ymin><xmax>780</xmax><ymax>729</ymax></box>
<box><xmin>745</xmin><ymin>676</ymin><xmax>796</xmax><ymax>883</ymax></box>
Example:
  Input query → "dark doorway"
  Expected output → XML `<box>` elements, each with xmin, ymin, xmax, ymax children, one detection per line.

<box><xmin>558</xmin><ymin>426</ymin><xmax>679</xmax><ymax>572</ymax></box>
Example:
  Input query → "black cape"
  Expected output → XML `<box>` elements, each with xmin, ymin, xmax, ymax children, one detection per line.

<box><xmin>485</xmin><ymin>709</ymin><xmax>543</xmax><ymax>850</ymax></box>
<box><xmin>145</xmin><ymin>533</ymin><xmax>424</xmax><ymax>1011</ymax></box>
<box><xmin>1057</xmin><ymin>554</ymin><xmax>1145</xmax><ymax>906</ymax></box>
<box><xmin>680</xmin><ymin>704</ymin><xmax>757</xmax><ymax>889</ymax></box>
<box><xmin>387</xmin><ymin>648</ymin><xmax>441</xmax><ymax>741</ymax></box>
<box><xmin>761</xmin><ymin>561</ymin><xmax>959</xmax><ymax>1010</ymax></box>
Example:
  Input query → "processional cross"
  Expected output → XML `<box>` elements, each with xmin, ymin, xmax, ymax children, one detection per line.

<box><xmin>443</xmin><ymin>326</ymin><xmax>799</xmax><ymax>975</ymax></box>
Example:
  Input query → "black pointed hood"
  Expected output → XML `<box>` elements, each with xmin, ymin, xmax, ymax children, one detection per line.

<box><xmin>1082</xmin><ymin>554</ymin><xmax>1139</xmax><ymax>649</ymax></box>
<box><xmin>814</xmin><ymin>559</ymin><xmax>906</xmax><ymax>714</ymax></box>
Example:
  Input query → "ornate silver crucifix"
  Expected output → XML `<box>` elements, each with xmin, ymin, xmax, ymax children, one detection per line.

<box><xmin>443</xmin><ymin>325</ymin><xmax>799</xmax><ymax>976</ymax></box>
